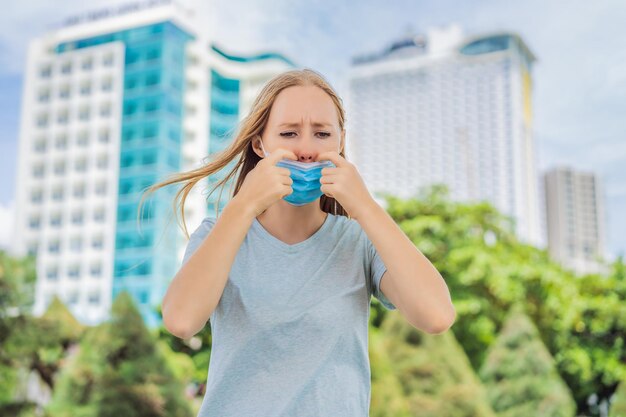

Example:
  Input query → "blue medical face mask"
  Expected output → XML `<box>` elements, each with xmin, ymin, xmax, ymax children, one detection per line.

<box><xmin>259</xmin><ymin>140</ymin><xmax>337</xmax><ymax>206</ymax></box>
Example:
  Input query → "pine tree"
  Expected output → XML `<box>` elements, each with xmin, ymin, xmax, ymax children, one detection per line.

<box><xmin>370</xmin><ymin>311</ymin><xmax>497</xmax><ymax>417</ymax></box>
<box><xmin>479</xmin><ymin>304</ymin><xmax>576</xmax><ymax>417</ymax></box>
<box><xmin>609</xmin><ymin>379</ymin><xmax>626</xmax><ymax>417</ymax></box>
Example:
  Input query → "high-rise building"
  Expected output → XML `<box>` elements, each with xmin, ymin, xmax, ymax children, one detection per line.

<box><xmin>346</xmin><ymin>24</ymin><xmax>542</xmax><ymax>247</ymax></box>
<box><xmin>544</xmin><ymin>166</ymin><xmax>609</xmax><ymax>275</ymax></box>
<box><xmin>11</xmin><ymin>0</ymin><xmax>294</xmax><ymax>328</ymax></box>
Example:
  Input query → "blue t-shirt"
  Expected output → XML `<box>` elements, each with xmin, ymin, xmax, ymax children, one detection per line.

<box><xmin>181</xmin><ymin>212</ymin><xmax>396</xmax><ymax>417</ymax></box>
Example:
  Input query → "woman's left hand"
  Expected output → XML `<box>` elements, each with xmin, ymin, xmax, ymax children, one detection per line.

<box><xmin>317</xmin><ymin>151</ymin><xmax>376</xmax><ymax>220</ymax></box>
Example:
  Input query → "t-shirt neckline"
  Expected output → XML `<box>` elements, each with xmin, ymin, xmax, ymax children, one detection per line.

<box><xmin>252</xmin><ymin>212</ymin><xmax>335</xmax><ymax>252</ymax></box>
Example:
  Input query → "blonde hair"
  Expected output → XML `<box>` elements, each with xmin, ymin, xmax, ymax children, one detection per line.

<box><xmin>137</xmin><ymin>68</ymin><xmax>351</xmax><ymax>240</ymax></box>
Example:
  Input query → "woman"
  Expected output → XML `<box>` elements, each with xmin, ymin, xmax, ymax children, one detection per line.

<box><xmin>144</xmin><ymin>68</ymin><xmax>455</xmax><ymax>416</ymax></box>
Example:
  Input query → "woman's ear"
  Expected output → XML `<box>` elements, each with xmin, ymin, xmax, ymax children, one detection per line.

<box><xmin>252</xmin><ymin>135</ymin><xmax>264</xmax><ymax>158</ymax></box>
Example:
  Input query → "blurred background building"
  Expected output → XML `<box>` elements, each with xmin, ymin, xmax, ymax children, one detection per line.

<box><xmin>10</xmin><ymin>0</ymin><xmax>294</xmax><ymax>328</ymax></box>
<box><xmin>544</xmin><ymin>166</ymin><xmax>609</xmax><ymax>275</ymax></box>
<box><xmin>346</xmin><ymin>24</ymin><xmax>542</xmax><ymax>248</ymax></box>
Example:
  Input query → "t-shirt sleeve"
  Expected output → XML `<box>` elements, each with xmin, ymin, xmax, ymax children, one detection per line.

<box><xmin>181</xmin><ymin>217</ymin><xmax>217</xmax><ymax>266</ymax></box>
<box><xmin>366</xmin><ymin>235</ymin><xmax>397</xmax><ymax>310</ymax></box>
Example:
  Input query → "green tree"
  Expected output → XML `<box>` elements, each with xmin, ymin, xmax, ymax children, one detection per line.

<box><xmin>377</xmin><ymin>184</ymin><xmax>625</xmax><ymax>415</ymax></box>
<box><xmin>47</xmin><ymin>291</ymin><xmax>193</xmax><ymax>417</ymax></box>
<box><xmin>479</xmin><ymin>304</ymin><xmax>576</xmax><ymax>417</ymax></box>
<box><xmin>0</xmin><ymin>251</ymin><xmax>83</xmax><ymax>417</ymax></box>
<box><xmin>154</xmin><ymin>303</ymin><xmax>212</xmax><ymax>388</ymax></box>
<box><xmin>0</xmin><ymin>250</ymin><xmax>37</xmax><ymax>416</ymax></box>
<box><xmin>370</xmin><ymin>310</ymin><xmax>497</xmax><ymax>417</ymax></box>
<box><xmin>610</xmin><ymin>379</ymin><xmax>626</xmax><ymax>417</ymax></box>
<box><xmin>568</xmin><ymin>259</ymin><xmax>626</xmax><ymax>412</ymax></box>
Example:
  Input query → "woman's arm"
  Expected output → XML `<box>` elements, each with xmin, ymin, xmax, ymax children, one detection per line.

<box><xmin>162</xmin><ymin>196</ymin><xmax>255</xmax><ymax>339</ymax></box>
<box><xmin>356</xmin><ymin>200</ymin><xmax>456</xmax><ymax>334</ymax></box>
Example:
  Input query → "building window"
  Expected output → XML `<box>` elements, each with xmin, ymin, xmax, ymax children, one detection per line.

<box><xmin>75</xmin><ymin>157</ymin><xmax>88</xmax><ymax>172</ymax></box>
<box><xmin>70</xmin><ymin>236</ymin><xmax>82</xmax><ymax>252</ymax></box>
<box><xmin>88</xmin><ymin>291</ymin><xmax>100</xmax><ymax>305</ymax></box>
<box><xmin>67</xmin><ymin>291</ymin><xmax>79</xmax><ymax>305</ymax></box>
<box><xmin>36</xmin><ymin>114</ymin><xmax>48</xmax><ymax>128</ymax></box>
<box><xmin>51</xmin><ymin>186</ymin><xmax>64</xmax><ymax>201</ymax></box>
<box><xmin>142</xmin><ymin>151</ymin><xmax>156</xmax><ymax>165</ymax></box>
<box><xmin>102</xmin><ymin>78</ymin><xmax>113</xmax><ymax>92</ymax></box>
<box><xmin>80</xmin><ymin>82</ymin><xmax>91</xmax><ymax>96</ymax></box>
<box><xmin>29</xmin><ymin>216</ymin><xmax>41</xmax><ymax>229</ymax></box>
<box><xmin>99</xmin><ymin>103</ymin><xmax>111</xmax><ymax>118</ymax></box>
<box><xmin>50</xmin><ymin>213</ymin><xmax>62</xmax><ymax>228</ymax></box>
<box><xmin>57</xmin><ymin>110</ymin><xmax>69</xmax><ymax>125</ymax></box>
<box><xmin>81</xmin><ymin>58</ymin><xmax>93</xmax><ymax>70</ymax></box>
<box><xmin>71</xmin><ymin>211</ymin><xmax>84</xmax><ymax>225</ymax></box>
<box><xmin>94</xmin><ymin>208</ymin><xmax>105</xmax><ymax>222</ymax></box>
<box><xmin>48</xmin><ymin>240</ymin><xmax>60</xmax><ymax>253</ymax></box>
<box><xmin>46</xmin><ymin>266</ymin><xmax>59</xmax><ymax>280</ymax></box>
<box><xmin>103</xmin><ymin>54</ymin><xmax>114</xmax><ymax>66</ymax></box>
<box><xmin>38</xmin><ymin>89</ymin><xmax>50</xmax><ymax>103</ymax></box>
<box><xmin>33</xmin><ymin>138</ymin><xmax>47</xmax><ymax>153</ymax></box>
<box><xmin>27</xmin><ymin>243</ymin><xmax>39</xmax><ymax>257</ymax></box>
<box><xmin>124</xmin><ymin>102</ymin><xmax>137</xmax><ymax>116</ymax></box>
<box><xmin>55</xmin><ymin>134</ymin><xmax>68</xmax><ymax>150</ymax></box>
<box><xmin>90</xmin><ymin>263</ymin><xmax>102</xmax><ymax>278</ymax></box>
<box><xmin>61</xmin><ymin>62</ymin><xmax>72</xmax><ymax>74</ymax></box>
<box><xmin>53</xmin><ymin>161</ymin><xmax>66</xmax><ymax>176</ymax></box>
<box><xmin>78</xmin><ymin>106</ymin><xmax>90</xmax><ymax>121</ymax></box>
<box><xmin>59</xmin><ymin>85</ymin><xmax>70</xmax><ymax>99</ymax></box>
<box><xmin>32</xmin><ymin>164</ymin><xmax>45</xmax><ymax>178</ymax></box>
<box><xmin>146</xmin><ymin>74</ymin><xmax>159</xmax><ymax>86</ymax></box>
<box><xmin>98</xmin><ymin>129</ymin><xmax>110</xmax><ymax>143</ymax></box>
<box><xmin>92</xmin><ymin>235</ymin><xmax>104</xmax><ymax>250</ymax></box>
<box><xmin>30</xmin><ymin>189</ymin><xmax>43</xmax><ymax>204</ymax></box>
<box><xmin>120</xmin><ymin>180</ymin><xmax>132</xmax><ymax>195</ymax></box>
<box><xmin>76</xmin><ymin>131</ymin><xmax>89</xmax><ymax>147</ymax></box>
<box><xmin>40</xmin><ymin>65</ymin><xmax>52</xmax><ymax>78</ymax></box>
<box><xmin>121</xmin><ymin>154</ymin><xmax>134</xmax><ymax>167</ymax></box>
<box><xmin>68</xmin><ymin>265</ymin><xmax>80</xmax><ymax>279</ymax></box>
<box><xmin>73</xmin><ymin>183</ymin><xmax>85</xmax><ymax>198</ymax></box>
<box><xmin>145</xmin><ymin>100</ymin><xmax>158</xmax><ymax>112</ymax></box>
<box><xmin>96</xmin><ymin>155</ymin><xmax>108</xmax><ymax>169</ymax></box>
<box><xmin>95</xmin><ymin>181</ymin><xmax>107</xmax><ymax>195</ymax></box>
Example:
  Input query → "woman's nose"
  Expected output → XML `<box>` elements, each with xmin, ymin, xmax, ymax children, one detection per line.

<box><xmin>298</xmin><ymin>152</ymin><xmax>315</xmax><ymax>162</ymax></box>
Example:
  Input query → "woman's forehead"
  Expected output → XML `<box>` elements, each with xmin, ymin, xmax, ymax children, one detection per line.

<box><xmin>269</xmin><ymin>93</ymin><xmax>338</xmax><ymax>127</ymax></box>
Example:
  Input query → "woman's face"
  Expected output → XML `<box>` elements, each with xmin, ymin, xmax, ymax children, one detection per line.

<box><xmin>254</xmin><ymin>85</ymin><xmax>345</xmax><ymax>162</ymax></box>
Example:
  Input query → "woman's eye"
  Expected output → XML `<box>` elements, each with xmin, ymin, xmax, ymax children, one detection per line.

<box><xmin>279</xmin><ymin>132</ymin><xmax>331</xmax><ymax>138</ymax></box>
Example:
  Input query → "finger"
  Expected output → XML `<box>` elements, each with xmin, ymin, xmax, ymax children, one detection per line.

<box><xmin>266</xmin><ymin>148</ymin><xmax>298</xmax><ymax>165</ymax></box>
<box><xmin>281</xmin><ymin>174</ymin><xmax>293</xmax><ymax>185</ymax></box>
<box><xmin>320</xmin><ymin>183</ymin><xmax>335</xmax><ymax>197</ymax></box>
<box><xmin>320</xmin><ymin>174</ymin><xmax>338</xmax><ymax>184</ymax></box>
<box><xmin>321</xmin><ymin>167</ymin><xmax>339</xmax><ymax>175</ymax></box>
<box><xmin>316</xmin><ymin>150</ymin><xmax>347</xmax><ymax>168</ymax></box>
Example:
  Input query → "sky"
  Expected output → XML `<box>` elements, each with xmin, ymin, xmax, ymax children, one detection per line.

<box><xmin>1</xmin><ymin>0</ymin><xmax>625</xmax><ymax>260</ymax></box>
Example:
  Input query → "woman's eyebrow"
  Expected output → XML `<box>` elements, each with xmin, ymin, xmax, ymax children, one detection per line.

<box><xmin>279</xmin><ymin>122</ymin><xmax>332</xmax><ymax>128</ymax></box>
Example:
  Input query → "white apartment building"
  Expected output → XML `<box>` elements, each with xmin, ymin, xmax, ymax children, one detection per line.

<box><xmin>346</xmin><ymin>24</ymin><xmax>542</xmax><ymax>247</ymax></box>
<box><xmin>11</xmin><ymin>0</ymin><xmax>294</xmax><ymax>327</ymax></box>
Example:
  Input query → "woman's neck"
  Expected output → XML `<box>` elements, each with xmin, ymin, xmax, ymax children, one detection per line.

<box><xmin>256</xmin><ymin>200</ymin><xmax>328</xmax><ymax>245</ymax></box>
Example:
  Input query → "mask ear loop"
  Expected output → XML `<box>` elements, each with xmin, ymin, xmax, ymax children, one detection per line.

<box><xmin>258</xmin><ymin>137</ymin><xmax>268</xmax><ymax>157</ymax></box>
<box><xmin>333</xmin><ymin>146</ymin><xmax>341</xmax><ymax>215</ymax></box>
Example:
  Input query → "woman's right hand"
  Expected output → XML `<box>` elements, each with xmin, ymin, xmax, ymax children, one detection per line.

<box><xmin>235</xmin><ymin>148</ymin><xmax>298</xmax><ymax>217</ymax></box>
